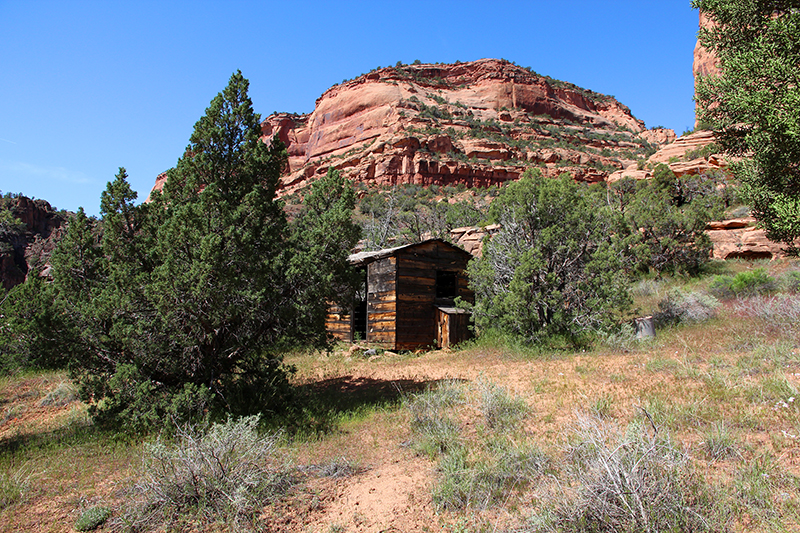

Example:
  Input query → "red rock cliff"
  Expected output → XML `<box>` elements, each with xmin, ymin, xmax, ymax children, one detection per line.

<box><xmin>259</xmin><ymin>59</ymin><xmax>669</xmax><ymax>196</ymax></box>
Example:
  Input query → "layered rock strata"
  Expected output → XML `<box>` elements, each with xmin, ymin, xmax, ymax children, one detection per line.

<box><xmin>257</xmin><ymin>59</ymin><xmax>672</xmax><ymax>196</ymax></box>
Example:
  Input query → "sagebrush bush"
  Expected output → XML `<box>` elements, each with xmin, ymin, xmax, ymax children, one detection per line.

<box><xmin>121</xmin><ymin>415</ymin><xmax>288</xmax><ymax>532</ymax></box>
<box><xmin>655</xmin><ymin>289</ymin><xmax>720</xmax><ymax>327</ymax></box>
<box><xmin>781</xmin><ymin>269</ymin><xmax>800</xmax><ymax>293</ymax></box>
<box><xmin>735</xmin><ymin>294</ymin><xmax>800</xmax><ymax>329</ymax></box>
<box><xmin>548</xmin><ymin>414</ymin><xmax>722</xmax><ymax>533</ymax></box>
<box><xmin>598</xmin><ymin>322</ymin><xmax>639</xmax><ymax>352</ymax></box>
<box><xmin>405</xmin><ymin>380</ymin><xmax>464</xmax><ymax>458</ymax></box>
<box><xmin>474</xmin><ymin>378</ymin><xmax>528</xmax><ymax>429</ymax></box>
<box><xmin>75</xmin><ymin>505</ymin><xmax>111</xmax><ymax>531</ymax></box>
<box><xmin>38</xmin><ymin>381</ymin><xmax>79</xmax><ymax>407</ymax></box>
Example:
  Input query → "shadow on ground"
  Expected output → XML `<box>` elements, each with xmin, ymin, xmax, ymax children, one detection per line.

<box><xmin>282</xmin><ymin>376</ymin><xmax>465</xmax><ymax>438</ymax></box>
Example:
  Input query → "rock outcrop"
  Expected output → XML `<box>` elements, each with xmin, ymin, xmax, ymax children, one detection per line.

<box><xmin>608</xmin><ymin>130</ymin><xmax>726</xmax><ymax>182</ymax></box>
<box><xmin>253</xmin><ymin>59</ymin><xmax>672</xmax><ymax>197</ymax></box>
<box><xmin>0</xmin><ymin>196</ymin><xmax>68</xmax><ymax>291</ymax></box>
<box><xmin>693</xmin><ymin>11</ymin><xmax>720</xmax><ymax>128</ymax></box>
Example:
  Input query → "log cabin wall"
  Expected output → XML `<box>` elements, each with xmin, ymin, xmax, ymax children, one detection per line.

<box><xmin>325</xmin><ymin>303</ymin><xmax>353</xmax><ymax>342</ymax></box>
<box><xmin>326</xmin><ymin>239</ymin><xmax>474</xmax><ymax>350</ymax></box>
<box><xmin>394</xmin><ymin>240</ymin><xmax>473</xmax><ymax>350</ymax></box>
<box><xmin>366</xmin><ymin>256</ymin><xmax>397</xmax><ymax>347</ymax></box>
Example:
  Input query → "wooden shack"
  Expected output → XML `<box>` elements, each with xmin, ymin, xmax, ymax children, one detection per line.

<box><xmin>326</xmin><ymin>239</ymin><xmax>474</xmax><ymax>350</ymax></box>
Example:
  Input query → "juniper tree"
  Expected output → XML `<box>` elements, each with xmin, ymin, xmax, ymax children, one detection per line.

<box><xmin>467</xmin><ymin>170</ymin><xmax>630</xmax><ymax>343</ymax></box>
<box><xmin>7</xmin><ymin>71</ymin><xmax>360</xmax><ymax>430</ymax></box>
<box><xmin>693</xmin><ymin>0</ymin><xmax>800</xmax><ymax>252</ymax></box>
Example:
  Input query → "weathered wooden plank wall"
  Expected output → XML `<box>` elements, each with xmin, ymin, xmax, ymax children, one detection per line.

<box><xmin>394</xmin><ymin>241</ymin><xmax>473</xmax><ymax>350</ymax></box>
<box><xmin>367</xmin><ymin>256</ymin><xmax>397</xmax><ymax>347</ymax></box>
<box><xmin>325</xmin><ymin>303</ymin><xmax>353</xmax><ymax>342</ymax></box>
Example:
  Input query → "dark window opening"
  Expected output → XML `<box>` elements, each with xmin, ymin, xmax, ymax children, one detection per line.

<box><xmin>436</xmin><ymin>270</ymin><xmax>457</xmax><ymax>300</ymax></box>
<box><xmin>353</xmin><ymin>268</ymin><xmax>367</xmax><ymax>341</ymax></box>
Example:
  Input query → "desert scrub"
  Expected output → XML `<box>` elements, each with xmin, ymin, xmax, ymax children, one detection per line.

<box><xmin>709</xmin><ymin>267</ymin><xmax>778</xmax><ymax>299</ymax></box>
<box><xmin>120</xmin><ymin>415</ymin><xmax>290</xmax><ymax>532</ymax></box>
<box><xmin>654</xmin><ymin>289</ymin><xmax>720</xmax><ymax>327</ymax></box>
<box><xmin>734</xmin><ymin>294</ymin><xmax>800</xmax><ymax>331</ymax></box>
<box><xmin>474</xmin><ymin>377</ymin><xmax>528</xmax><ymax>429</ymax></box>
<box><xmin>38</xmin><ymin>381</ymin><xmax>79</xmax><ymax>407</ymax></box>
<box><xmin>404</xmin><ymin>380</ymin><xmax>465</xmax><ymax>458</ymax></box>
<box><xmin>405</xmin><ymin>379</ymin><xmax>549</xmax><ymax>511</ymax></box>
<box><xmin>75</xmin><ymin>505</ymin><xmax>112</xmax><ymax>531</ymax></box>
<box><xmin>545</xmin><ymin>413</ymin><xmax>724</xmax><ymax>532</ymax></box>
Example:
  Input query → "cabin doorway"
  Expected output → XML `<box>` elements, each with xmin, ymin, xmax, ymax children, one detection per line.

<box><xmin>353</xmin><ymin>269</ymin><xmax>368</xmax><ymax>341</ymax></box>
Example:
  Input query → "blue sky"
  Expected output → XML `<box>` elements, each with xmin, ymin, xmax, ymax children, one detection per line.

<box><xmin>0</xmin><ymin>1</ymin><xmax>700</xmax><ymax>216</ymax></box>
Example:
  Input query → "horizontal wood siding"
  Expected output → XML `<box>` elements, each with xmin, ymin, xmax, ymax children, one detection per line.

<box><xmin>325</xmin><ymin>303</ymin><xmax>352</xmax><ymax>342</ymax></box>
<box><xmin>367</xmin><ymin>257</ymin><xmax>396</xmax><ymax>348</ymax></box>
<box><xmin>395</xmin><ymin>241</ymin><xmax>473</xmax><ymax>349</ymax></box>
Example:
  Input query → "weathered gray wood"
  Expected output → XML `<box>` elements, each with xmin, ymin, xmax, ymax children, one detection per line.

<box><xmin>635</xmin><ymin>316</ymin><xmax>655</xmax><ymax>339</ymax></box>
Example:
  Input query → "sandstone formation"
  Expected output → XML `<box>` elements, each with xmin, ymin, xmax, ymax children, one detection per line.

<box><xmin>693</xmin><ymin>11</ymin><xmax>720</xmax><ymax>128</ymax></box>
<box><xmin>706</xmin><ymin>217</ymin><xmax>787</xmax><ymax>260</ymax></box>
<box><xmin>0</xmin><ymin>196</ymin><xmax>68</xmax><ymax>291</ymax></box>
<box><xmin>693</xmin><ymin>13</ymin><xmax>720</xmax><ymax>80</ymax></box>
<box><xmin>608</xmin><ymin>130</ymin><xmax>726</xmax><ymax>182</ymax></box>
<box><xmin>254</xmin><ymin>59</ymin><xmax>673</xmax><ymax>197</ymax></box>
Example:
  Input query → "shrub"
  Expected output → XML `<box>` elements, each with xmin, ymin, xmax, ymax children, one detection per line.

<box><xmin>655</xmin><ymin>290</ymin><xmax>720</xmax><ymax>327</ymax></box>
<box><xmin>122</xmin><ymin>415</ymin><xmax>288</xmax><ymax>531</ymax></box>
<box><xmin>734</xmin><ymin>294</ymin><xmax>800</xmax><ymax>329</ymax></box>
<box><xmin>468</xmin><ymin>170</ymin><xmax>630</xmax><ymax>343</ymax></box>
<box><xmin>38</xmin><ymin>381</ymin><xmax>79</xmax><ymax>407</ymax></box>
<box><xmin>474</xmin><ymin>378</ymin><xmax>527</xmax><ymax>429</ymax></box>
<box><xmin>75</xmin><ymin>505</ymin><xmax>112</xmax><ymax>531</ymax></box>
<box><xmin>597</xmin><ymin>322</ymin><xmax>639</xmax><ymax>353</ymax></box>
<box><xmin>549</xmin><ymin>414</ymin><xmax>721</xmax><ymax>532</ymax></box>
<box><xmin>709</xmin><ymin>267</ymin><xmax>778</xmax><ymax>299</ymax></box>
<box><xmin>404</xmin><ymin>381</ymin><xmax>464</xmax><ymax>458</ymax></box>
<box><xmin>780</xmin><ymin>269</ymin><xmax>800</xmax><ymax>293</ymax></box>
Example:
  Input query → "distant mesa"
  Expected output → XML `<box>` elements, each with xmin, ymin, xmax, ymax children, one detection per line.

<box><xmin>148</xmin><ymin>58</ymin><xmax>677</xmax><ymax>201</ymax></box>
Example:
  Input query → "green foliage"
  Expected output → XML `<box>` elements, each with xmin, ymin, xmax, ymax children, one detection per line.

<box><xmin>609</xmin><ymin>166</ymin><xmax>724</xmax><ymax>275</ymax></box>
<box><xmin>468</xmin><ymin>170</ymin><xmax>630</xmax><ymax>343</ymax></box>
<box><xmin>3</xmin><ymin>72</ymin><xmax>359</xmax><ymax>431</ymax></box>
<box><xmin>75</xmin><ymin>505</ymin><xmax>111</xmax><ymax>531</ymax></box>
<box><xmin>287</xmin><ymin>167</ymin><xmax>362</xmax><ymax>345</ymax></box>
<box><xmin>709</xmin><ymin>267</ymin><xmax>778</xmax><ymax>299</ymax></box>
<box><xmin>694</xmin><ymin>1</ymin><xmax>800</xmax><ymax>253</ymax></box>
<box><xmin>0</xmin><ymin>274</ymin><xmax>76</xmax><ymax>372</ymax></box>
